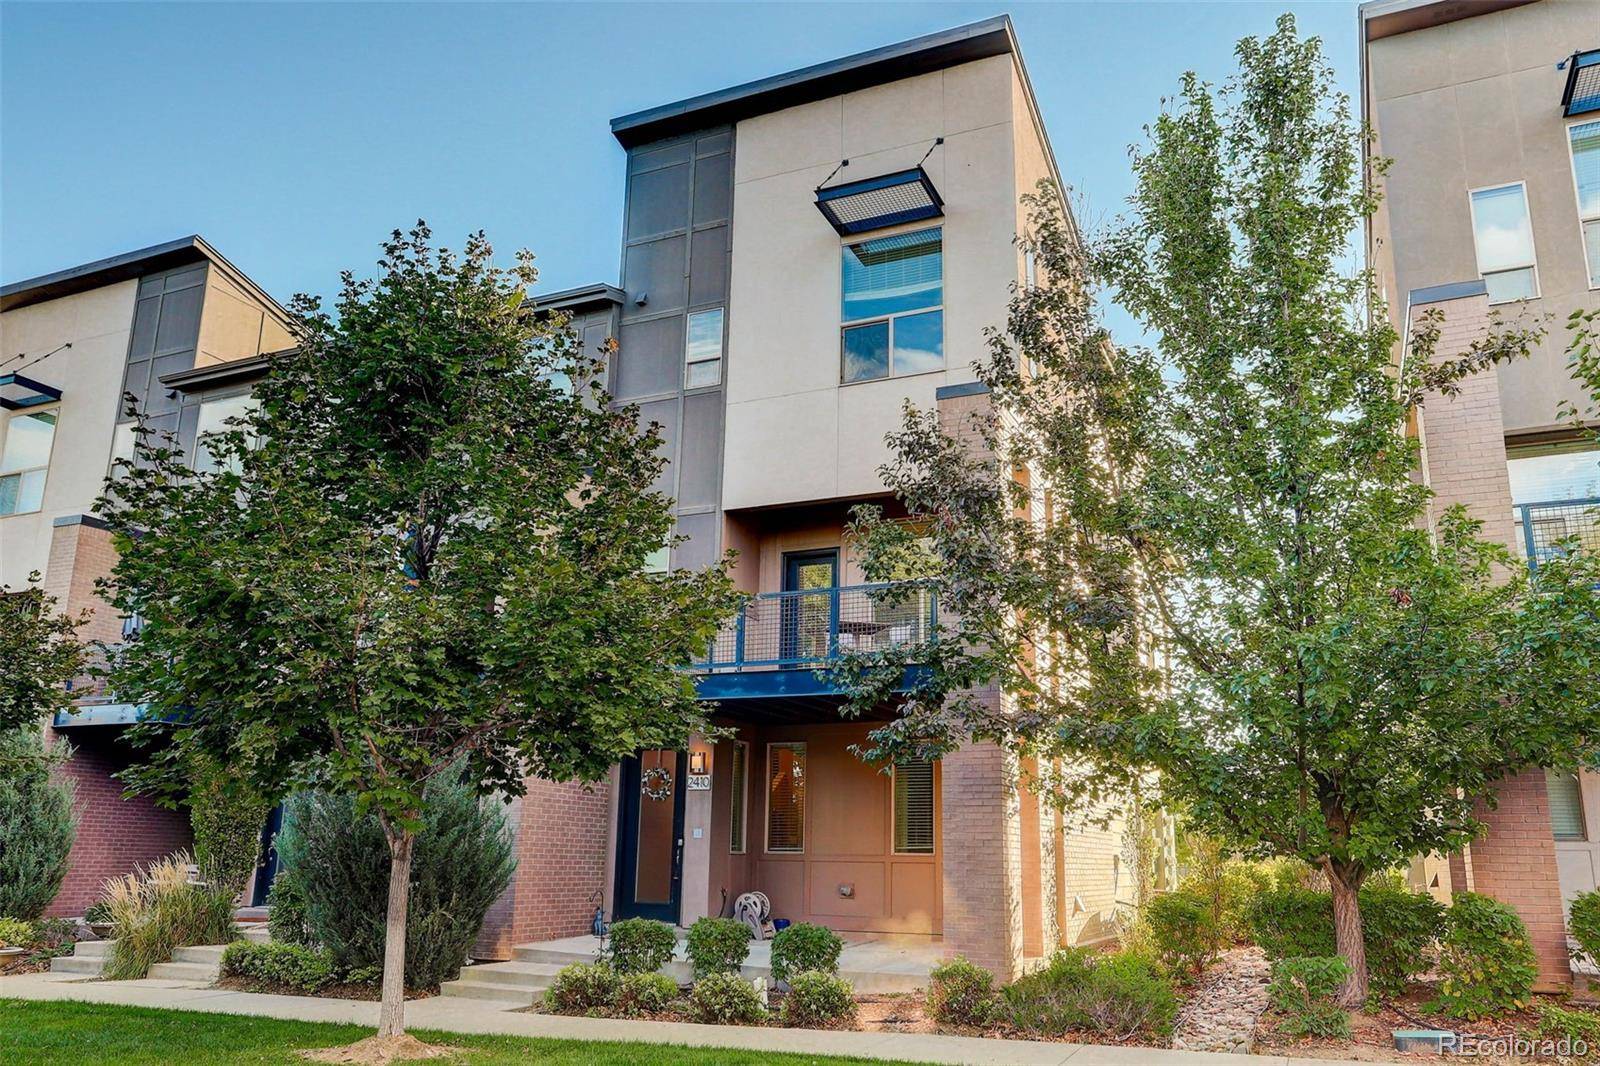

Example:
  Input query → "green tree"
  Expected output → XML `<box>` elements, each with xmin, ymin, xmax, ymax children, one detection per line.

<box><xmin>1</xmin><ymin>581</ymin><xmax>85</xmax><ymax>759</ymax></box>
<box><xmin>0</xmin><ymin>729</ymin><xmax>76</xmax><ymax>919</ymax></box>
<box><xmin>100</xmin><ymin>224</ymin><xmax>737</xmax><ymax>1043</ymax></box>
<box><xmin>841</xmin><ymin>17</ymin><xmax>1600</xmax><ymax>1006</ymax></box>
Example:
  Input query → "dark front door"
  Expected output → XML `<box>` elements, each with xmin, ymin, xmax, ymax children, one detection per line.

<box><xmin>614</xmin><ymin>749</ymin><xmax>687</xmax><ymax>923</ymax></box>
<box><xmin>781</xmin><ymin>549</ymin><xmax>839</xmax><ymax>663</ymax></box>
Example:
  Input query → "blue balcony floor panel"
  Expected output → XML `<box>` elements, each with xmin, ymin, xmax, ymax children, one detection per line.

<box><xmin>695</xmin><ymin>665</ymin><xmax>928</xmax><ymax>724</ymax></box>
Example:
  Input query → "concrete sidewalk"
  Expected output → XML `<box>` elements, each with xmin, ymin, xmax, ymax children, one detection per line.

<box><xmin>0</xmin><ymin>971</ymin><xmax>1366</xmax><ymax>1066</ymax></box>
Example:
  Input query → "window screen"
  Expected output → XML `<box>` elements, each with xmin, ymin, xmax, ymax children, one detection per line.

<box><xmin>893</xmin><ymin>758</ymin><xmax>935</xmax><ymax>854</ymax></box>
<box><xmin>1549</xmin><ymin>770</ymin><xmax>1586</xmax><ymax>841</ymax></box>
<box><xmin>729</xmin><ymin>742</ymin><xmax>748</xmax><ymax>854</ymax></box>
<box><xmin>767</xmin><ymin>743</ymin><xmax>806</xmax><ymax>852</ymax></box>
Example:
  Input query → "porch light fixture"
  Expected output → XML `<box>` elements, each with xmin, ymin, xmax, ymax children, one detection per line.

<box><xmin>1562</xmin><ymin>49</ymin><xmax>1600</xmax><ymax>117</ymax></box>
<box><xmin>0</xmin><ymin>372</ymin><xmax>62</xmax><ymax>410</ymax></box>
<box><xmin>816</xmin><ymin>166</ymin><xmax>944</xmax><ymax>236</ymax></box>
<box><xmin>689</xmin><ymin>750</ymin><xmax>709</xmax><ymax>776</ymax></box>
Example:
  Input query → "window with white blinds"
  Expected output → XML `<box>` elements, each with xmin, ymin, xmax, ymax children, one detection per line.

<box><xmin>729</xmin><ymin>742</ymin><xmax>748</xmax><ymax>854</ymax></box>
<box><xmin>1549</xmin><ymin>770</ymin><xmax>1587</xmax><ymax>841</ymax></box>
<box><xmin>766</xmin><ymin>743</ymin><xmax>806</xmax><ymax>853</ymax></box>
<box><xmin>893</xmin><ymin>758</ymin><xmax>935</xmax><ymax>854</ymax></box>
<box><xmin>1570</xmin><ymin>120</ymin><xmax>1600</xmax><ymax>287</ymax></box>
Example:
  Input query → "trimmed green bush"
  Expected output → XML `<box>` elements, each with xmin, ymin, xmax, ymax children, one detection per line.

<box><xmin>1001</xmin><ymin>948</ymin><xmax>1175</xmax><ymax>1040</ymax></box>
<box><xmin>604</xmin><ymin>918</ymin><xmax>677</xmax><ymax>975</ymax></box>
<box><xmin>685</xmin><ymin>917</ymin><xmax>751</xmax><ymax>979</ymax></box>
<box><xmin>544</xmin><ymin>963</ymin><xmax>622</xmax><ymax>1015</ymax></box>
<box><xmin>1569</xmin><ymin>888</ymin><xmax>1600</xmax><ymax>966</ymax></box>
<box><xmin>1268</xmin><ymin>956</ymin><xmax>1351</xmax><ymax>1038</ymax></box>
<box><xmin>770</xmin><ymin>922</ymin><xmax>843</xmax><ymax>983</ymax></box>
<box><xmin>616</xmin><ymin>971</ymin><xmax>680</xmax><ymax>1016</ymax></box>
<box><xmin>688</xmin><ymin>971</ymin><xmax>767</xmax><ymax>1025</ymax></box>
<box><xmin>1359</xmin><ymin>885</ymin><xmax>1445</xmax><ymax>999</ymax></box>
<box><xmin>0</xmin><ymin>730</ymin><xmax>75</xmax><ymax>921</ymax></box>
<box><xmin>1244</xmin><ymin>886</ymin><xmax>1334</xmax><ymax>960</ymax></box>
<box><xmin>220</xmin><ymin>941</ymin><xmax>336</xmax><ymax>992</ymax></box>
<box><xmin>0</xmin><ymin>917</ymin><xmax>32</xmax><ymax>948</ymax></box>
<box><xmin>927</xmin><ymin>956</ymin><xmax>997</xmax><ymax>1028</ymax></box>
<box><xmin>275</xmin><ymin>764</ymin><xmax>515</xmax><ymax>989</ymax></box>
<box><xmin>780</xmin><ymin>971</ymin><xmax>856</xmax><ymax>1028</ymax></box>
<box><xmin>1435</xmin><ymin>892</ymin><xmax>1537</xmax><ymax>1019</ymax></box>
<box><xmin>1144</xmin><ymin>890</ymin><xmax>1218</xmax><ymax>975</ymax></box>
<box><xmin>265</xmin><ymin>865</ymin><xmax>315</xmax><ymax>947</ymax></box>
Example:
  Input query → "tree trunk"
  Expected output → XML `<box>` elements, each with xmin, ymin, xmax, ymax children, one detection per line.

<box><xmin>376</xmin><ymin>827</ymin><xmax>415</xmax><ymax>1038</ymax></box>
<box><xmin>1326</xmin><ymin>863</ymin><xmax>1369</xmax><ymax>1008</ymax></box>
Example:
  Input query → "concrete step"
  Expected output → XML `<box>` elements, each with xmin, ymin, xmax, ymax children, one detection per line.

<box><xmin>509</xmin><ymin>945</ymin><xmax>600</xmax><ymax>966</ymax></box>
<box><xmin>239</xmin><ymin>924</ymin><xmax>270</xmax><ymax>944</ymax></box>
<box><xmin>449</xmin><ymin>961</ymin><xmax>568</xmax><ymax>988</ymax></box>
<box><xmin>145</xmin><ymin>960</ymin><xmax>219</xmax><ymax>982</ymax></box>
<box><xmin>50</xmin><ymin>954</ymin><xmax>106</xmax><ymax>976</ymax></box>
<box><xmin>172</xmin><ymin>944</ymin><xmax>228</xmax><ymax>965</ymax></box>
<box><xmin>438</xmin><ymin>981</ymin><xmax>539</xmax><ymax>1006</ymax></box>
<box><xmin>71</xmin><ymin>939</ymin><xmax>117</xmax><ymax>958</ymax></box>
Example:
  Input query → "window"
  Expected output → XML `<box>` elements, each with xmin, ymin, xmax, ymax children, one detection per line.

<box><xmin>642</xmin><ymin>539</ymin><xmax>670</xmax><ymax>574</ymax></box>
<box><xmin>0</xmin><ymin>408</ymin><xmax>58</xmax><ymax>516</ymax></box>
<box><xmin>1507</xmin><ymin>440</ymin><xmax>1600</xmax><ymax>505</ymax></box>
<box><xmin>1549</xmin><ymin>770</ymin><xmax>1587</xmax><ymax>841</ymax></box>
<box><xmin>729</xmin><ymin>741</ymin><xmax>748</xmax><ymax>854</ymax></box>
<box><xmin>893</xmin><ymin>758</ymin><xmax>935</xmax><ymax>854</ymax></box>
<box><xmin>1468</xmin><ymin>184</ymin><xmax>1539</xmax><ymax>303</ymax></box>
<box><xmin>1570</xmin><ymin>120</ymin><xmax>1600</xmax><ymax>288</ymax></box>
<box><xmin>685</xmin><ymin>308</ymin><xmax>724</xmax><ymax>388</ymax></box>
<box><xmin>841</xmin><ymin>227</ymin><xmax>943</xmax><ymax>382</ymax></box>
<box><xmin>193</xmin><ymin>393</ymin><xmax>259</xmax><ymax>475</ymax></box>
<box><xmin>766</xmin><ymin>742</ymin><xmax>806</xmax><ymax>852</ymax></box>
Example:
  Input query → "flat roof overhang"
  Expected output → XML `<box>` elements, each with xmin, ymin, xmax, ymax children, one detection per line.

<box><xmin>696</xmin><ymin>665</ymin><xmax>927</xmax><ymax>725</ymax></box>
<box><xmin>610</xmin><ymin>16</ymin><xmax>1016</xmax><ymax>148</ymax></box>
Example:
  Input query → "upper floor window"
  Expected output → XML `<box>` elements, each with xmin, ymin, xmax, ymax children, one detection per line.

<box><xmin>685</xmin><ymin>307</ymin><xmax>724</xmax><ymax>389</ymax></box>
<box><xmin>194</xmin><ymin>393</ymin><xmax>259</xmax><ymax>475</ymax></box>
<box><xmin>841</xmin><ymin>227</ymin><xmax>943</xmax><ymax>383</ymax></box>
<box><xmin>1570</xmin><ymin>120</ymin><xmax>1600</xmax><ymax>288</ymax></box>
<box><xmin>1467</xmin><ymin>183</ymin><xmax>1539</xmax><ymax>304</ymax></box>
<box><xmin>0</xmin><ymin>408</ymin><xmax>58</xmax><ymax>517</ymax></box>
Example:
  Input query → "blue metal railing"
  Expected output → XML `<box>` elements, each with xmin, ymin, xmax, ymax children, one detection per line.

<box><xmin>698</xmin><ymin>581</ymin><xmax>937</xmax><ymax>672</ymax></box>
<box><xmin>1517</xmin><ymin>497</ymin><xmax>1600</xmax><ymax>570</ymax></box>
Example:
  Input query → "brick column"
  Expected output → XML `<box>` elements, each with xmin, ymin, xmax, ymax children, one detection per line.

<box><xmin>940</xmin><ymin>731</ymin><xmax>1025</xmax><ymax>978</ymax></box>
<box><xmin>1468</xmin><ymin>770</ymin><xmax>1572</xmax><ymax>990</ymax></box>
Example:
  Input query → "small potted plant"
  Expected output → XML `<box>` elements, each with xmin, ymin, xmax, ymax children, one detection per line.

<box><xmin>0</xmin><ymin>918</ymin><xmax>32</xmax><ymax>971</ymax></box>
<box><xmin>84</xmin><ymin>900</ymin><xmax>115</xmax><ymax>939</ymax></box>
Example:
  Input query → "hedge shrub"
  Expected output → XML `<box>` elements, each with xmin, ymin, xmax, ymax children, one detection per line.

<box><xmin>688</xmin><ymin>972</ymin><xmax>767</xmax><ymax>1025</ymax></box>
<box><xmin>605</xmin><ymin>918</ymin><xmax>677</xmax><ymax>975</ymax></box>
<box><xmin>275</xmin><ymin>764</ymin><xmax>515</xmax><ymax>989</ymax></box>
<box><xmin>0</xmin><ymin>917</ymin><xmax>31</xmax><ymax>949</ymax></box>
<box><xmin>1268</xmin><ymin>956</ymin><xmax>1351</xmax><ymax>1038</ymax></box>
<box><xmin>685</xmin><ymin>917</ymin><xmax>751</xmax><ymax>979</ymax></box>
<box><xmin>220</xmin><ymin>941</ymin><xmax>336</xmax><ymax>992</ymax></box>
<box><xmin>1001</xmin><ymin>948</ymin><xmax>1175</xmax><ymax>1041</ymax></box>
<box><xmin>779</xmin><ymin>971</ymin><xmax>856</xmax><ymax>1028</ymax></box>
<box><xmin>1245</xmin><ymin>883</ymin><xmax>1444</xmax><ymax>1000</ymax></box>
<box><xmin>1244</xmin><ymin>887</ymin><xmax>1334</xmax><ymax>960</ymax></box>
<box><xmin>616</xmin><ymin>971</ymin><xmax>680</xmax><ymax>1016</ymax></box>
<box><xmin>544</xmin><ymin>963</ymin><xmax>622</xmax><ymax>1015</ymax></box>
<box><xmin>186</xmin><ymin>754</ymin><xmax>271</xmax><ymax>900</ymax></box>
<box><xmin>1435</xmin><ymin>892</ymin><xmax>1537</xmax><ymax>1019</ymax></box>
<box><xmin>927</xmin><ymin>956</ymin><xmax>997</xmax><ymax>1028</ymax></box>
<box><xmin>1569</xmin><ymin>889</ymin><xmax>1600</xmax><ymax>966</ymax></box>
<box><xmin>265</xmin><ymin>865</ymin><xmax>315</xmax><ymax>947</ymax></box>
<box><xmin>770</xmin><ymin>922</ymin><xmax>843</xmax><ymax>983</ymax></box>
<box><xmin>0</xmin><ymin>730</ymin><xmax>75</xmax><ymax>921</ymax></box>
<box><xmin>1144</xmin><ymin>890</ymin><xmax>1218</xmax><ymax>976</ymax></box>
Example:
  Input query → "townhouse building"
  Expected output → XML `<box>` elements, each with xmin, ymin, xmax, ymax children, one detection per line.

<box><xmin>474</xmin><ymin>17</ymin><xmax>1142</xmax><ymax>980</ymax></box>
<box><xmin>0</xmin><ymin>236</ymin><xmax>292</xmax><ymax>914</ymax></box>
<box><xmin>1361</xmin><ymin>0</ymin><xmax>1600</xmax><ymax>987</ymax></box>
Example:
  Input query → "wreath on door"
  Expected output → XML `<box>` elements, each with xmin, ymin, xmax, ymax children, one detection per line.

<box><xmin>641</xmin><ymin>766</ymin><xmax>673</xmax><ymax>802</ymax></box>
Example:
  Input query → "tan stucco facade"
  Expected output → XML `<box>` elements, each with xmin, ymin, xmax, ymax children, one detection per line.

<box><xmin>1366</xmin><ymin>0</ymin><xmax>1598</xmax><ymax>435</ymax></box>
<box><xmin>0</xmin><ymin>281</ymin><xmax>138</xmax><ymax>588</ymax></box>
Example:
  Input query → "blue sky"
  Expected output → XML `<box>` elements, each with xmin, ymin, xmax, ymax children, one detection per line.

<box><xmin>2</xmin><ymin>1</ymin><xmax>1361</xmax><ymax>327</ymax></box>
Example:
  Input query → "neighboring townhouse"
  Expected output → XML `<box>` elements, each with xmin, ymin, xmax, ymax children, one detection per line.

<box><xmin>1361</xmin><ymin>0</ymin><xmax>1600</xmax><ymax>987</ymax></box>
<box><xmin>0</xmin><ymin>236</ymin><xmax>293</xmax><ymax>916</ymax></box>
<box><xmin>475</xmin><ymin>17</ymin><xmax>1144</xmax><ymax>979</ymax></box>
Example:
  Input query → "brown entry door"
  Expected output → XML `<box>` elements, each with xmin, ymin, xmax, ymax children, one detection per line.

<box><xmin>614</xmin><ymin>749</ymin><xmax>687</xmax><ymax>923</ymax></box>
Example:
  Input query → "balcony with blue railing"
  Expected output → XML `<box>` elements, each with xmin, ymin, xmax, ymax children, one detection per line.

<box><xmin>1516</xmin><ymin>498</ymin><xmax>1600</xmax><ymax>571</ymax></box>
<box><xmin>694</xmin><ymin>581</ymin><xmax>936</xmax><ymax>704</ymax></box>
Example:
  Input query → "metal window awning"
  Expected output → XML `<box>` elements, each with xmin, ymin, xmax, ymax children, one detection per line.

<box><xmin>1563</xmin><ymin>49</ymin><xmax>1600</xmax><ymax>117</ymax></box>
<box><xmin>816</xmin><ymin>166</ymin><xmax>944</xmax><ymax>236</ymax></box>
<box><xmin>0</xmin><ymin>372</ymin><xmax>62</xmax><ymax>410</ymax></box>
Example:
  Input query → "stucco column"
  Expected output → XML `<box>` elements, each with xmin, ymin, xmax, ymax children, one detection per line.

<box><xmin>679</xmin><ymin>734</ymin><xmax>716</xmax><ymax>925</ymax></box>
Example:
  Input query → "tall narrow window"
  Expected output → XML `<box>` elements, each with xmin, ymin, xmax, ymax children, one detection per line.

<box><xmin>841</xmin><ymin>228</ymin><xmax>943</xmax><ymax>382</ymax></box>
<box><xmin>685</xmin><ymin>308</ymin><xmax>724</xmax><ymax>388</ymax></box>
<box><xmin>893</xmin><ymin>758</ymin><xmax>935</xmax><ymax>854</ymax></box>
<box><xmin>729</xmin><ymin>741</ymin><xmax>748</xmax><ymax>854</ymax></box>
<box><xmin>766</xmin><ymin>743</ymin><xmax>806</xmax><ymax>853</ymax></box>
<box><xmin>193</xmin><ymin>393</ymin><xmax>259</xmax><ymax>475</ymax></box>
<box><xmin>1570</xmin><ymin>120</ymin><xmax>1600</xmax><ymax>288</ymax></box>
<box><xmin>0</xmin><ymin>408</ymin><xmax>58</xmax><ymax>517</ymax></box>
<box><xmin>1549</xmin><ymin>770</ymin><xmax>1587</xmax><ymax>841</ymax></box>
<box><xmin>1468</xmin><ymin>183</ymin><xmax>1539</xmax><ymax>303</ymax></box>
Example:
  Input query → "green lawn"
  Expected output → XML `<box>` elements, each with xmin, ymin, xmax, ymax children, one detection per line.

<box><xmin>0</xmin><ymin>1000</ymin><xmax>922</xmax><ymax>1065</ymax></box>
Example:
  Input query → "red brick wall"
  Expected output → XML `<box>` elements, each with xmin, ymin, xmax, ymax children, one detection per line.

<box><xmin>474</xmin><ymin>776</ymin><xmax>612</xmax><ymax>959</ymax></box>
<box><xmin>45</xmin><ymin>728</ymin><xmax>193</xmax><ymax>917</ymax></box>
<box><xmin>1469</xmin><ymin>770</ymin><xmax>1572</xmax><ymax>990</ymax></box>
